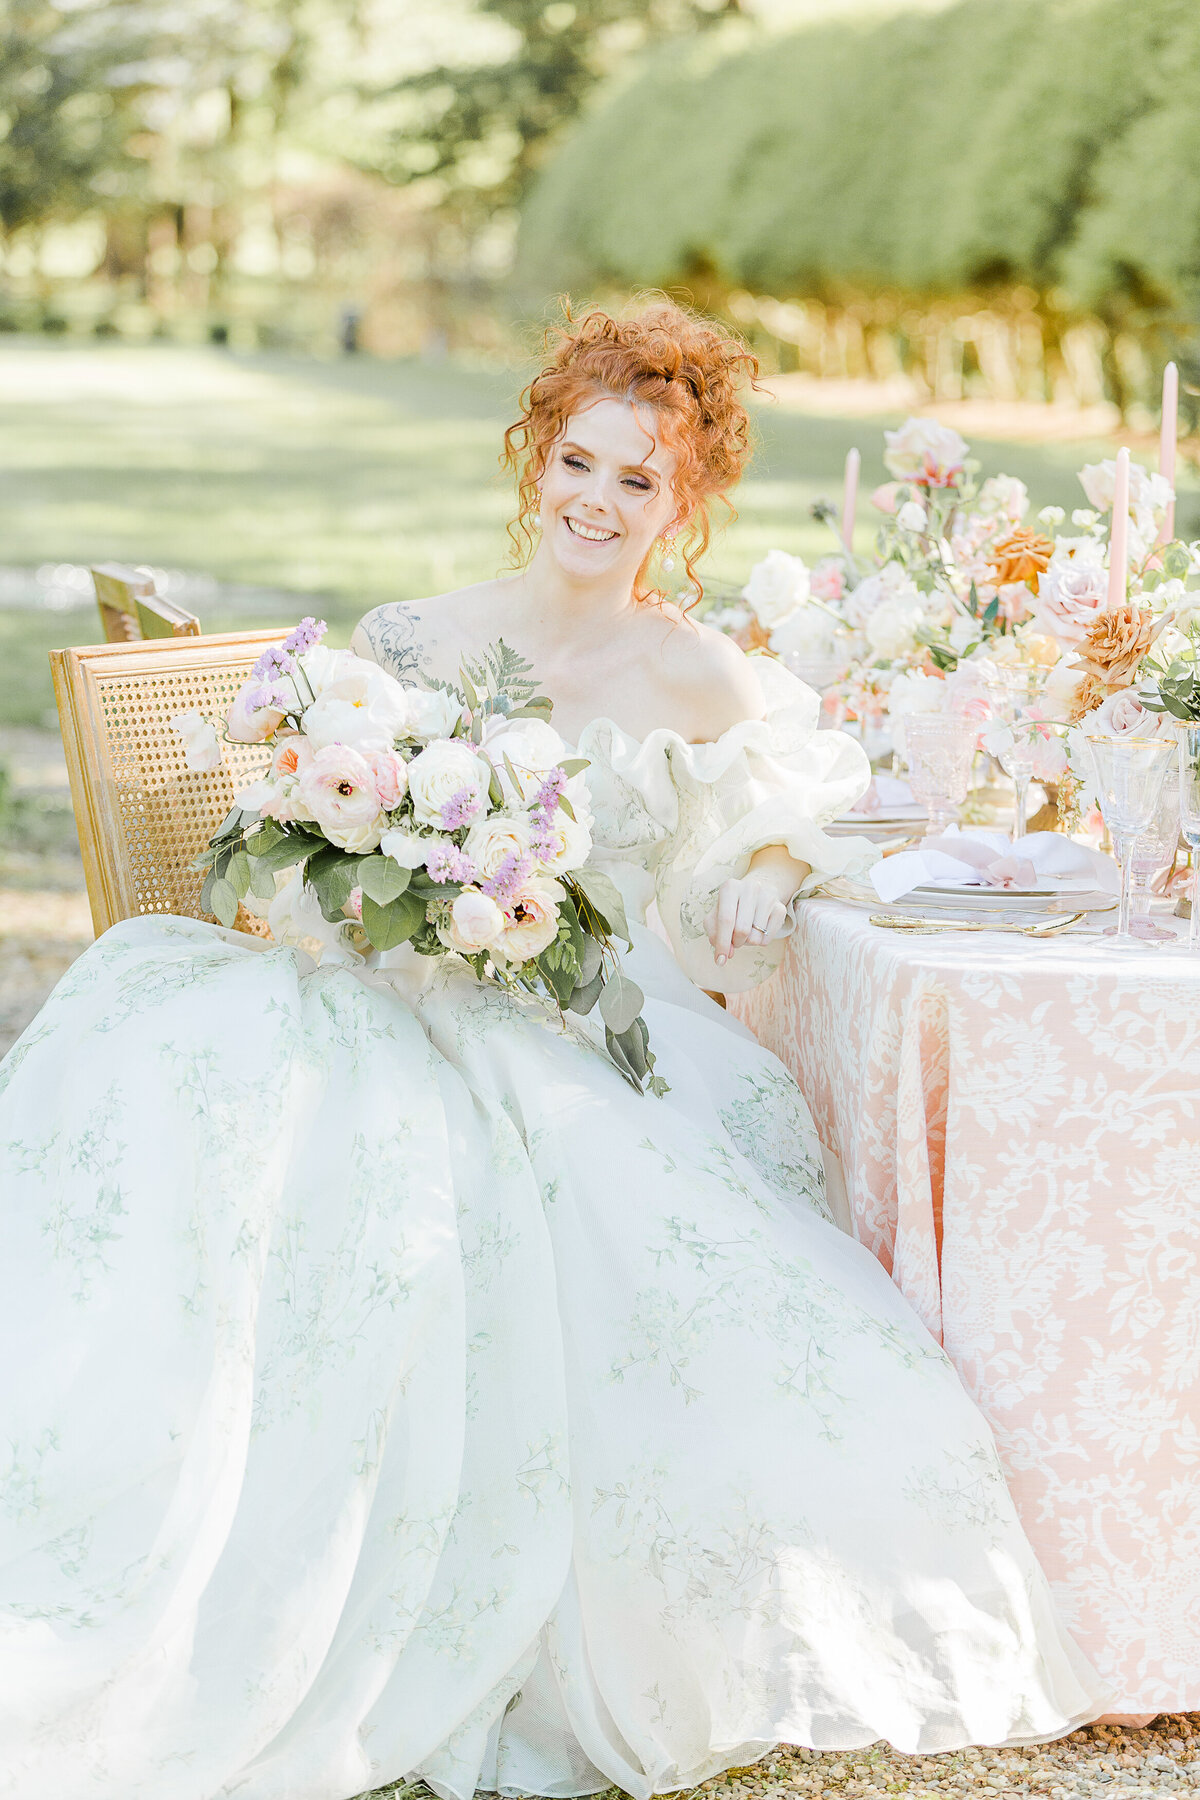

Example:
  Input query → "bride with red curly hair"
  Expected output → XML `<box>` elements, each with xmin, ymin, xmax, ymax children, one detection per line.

<box><xmin>0</xmin><ymin>301</ymin><xmax>1104</xmax><ymax>1800</ymax></box>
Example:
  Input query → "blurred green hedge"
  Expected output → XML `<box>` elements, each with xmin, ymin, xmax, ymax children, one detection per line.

<box><xmin>516</xmin><ymin>0</ymin><xmax>1200</xmax><ymax>322</ymax></box>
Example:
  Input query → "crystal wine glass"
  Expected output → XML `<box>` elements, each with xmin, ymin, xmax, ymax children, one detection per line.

<box><xmin>1177</xmin><ymin>724</ymin><xmax>1200</xmax><ymax>952</ymax></box>
<box><xmin>1128</xmin><ymin>772</ymin><xmax>1179</xmax><ymax>936</ymax></box>
<box><xmin>1084</xmin><ymin>735</ymin><xmax>1177</xmax><ymax>946</ymax></box>
<box><xmin>903</xmin><ymin>714</ymin><xmax>979</xmax><ymax>838</ymax></box>
<box><xmin>987</xmin><ymin>666</ymin><xmax>1046</xmax><ymax>843</ymax></box>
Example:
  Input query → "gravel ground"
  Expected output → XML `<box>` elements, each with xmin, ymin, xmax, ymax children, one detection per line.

<box><xmin>363</xmin><ymin>1719</ymin><xmax>1200</xmax><ymax>1800</ymax></box>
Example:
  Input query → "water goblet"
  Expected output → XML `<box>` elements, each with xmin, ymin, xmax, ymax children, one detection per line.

<box><xmin>902</xmin><ymin>713</ymin><xmax>979</xmax><ymax>838</ymax></box>
<box><xmin>1128</xmin><ymin>772</ymin><xmax>1179</xmax><ymax>937</ymax></box>
<box><xmin>987</xmin><ymin>666</ymin><xmax>1046</xmax><ymax>843</ymax></box>
<box><xmin>1177</xmin><ymin>724</ymin><xmax>1200</xmax><ymax>952</ymax></box>
<box><xmin>1084</xmin><ymin>735</ymin><xmax>1177</xmax><ymax>946</ymax></box>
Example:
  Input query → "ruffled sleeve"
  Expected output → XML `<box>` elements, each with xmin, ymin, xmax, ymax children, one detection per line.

<box><xmin>654</xmin><ymin>658</ymin><xmax>877</xmax><ymax>994</ymax></box>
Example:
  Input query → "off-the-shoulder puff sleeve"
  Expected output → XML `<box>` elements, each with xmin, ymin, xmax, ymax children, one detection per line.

<box><xmin>655</xmin><ymin>659</ymin><xmax>878</xmax><ymax>994</ymax></box>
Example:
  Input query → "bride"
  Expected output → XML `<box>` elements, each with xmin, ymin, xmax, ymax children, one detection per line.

<box><xmin>0</xmin><ymin>302</ymin><xmax>1104</xmax><ymax>1800</ymax></box>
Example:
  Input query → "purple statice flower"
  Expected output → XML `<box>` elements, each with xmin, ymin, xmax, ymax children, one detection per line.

<box><xmin>282</xmin><ymin>616</ymin><xmax>327</xmax><ymax>656</ymax></box>
<box><xmin>529</xmin><ymin>767</ymin><xmax>566</xmax><ymax>826</ymax></box>
<box><xmin>480</xmin><ymin>849</ymin><xmax>534</xmax><ymax>903</ymax></box>
<box><xmin>251</xmin><ymin>643</ymin><xmax>296</xmax><ymax>684</ymax></box>
<box><xmin>248</xmin><ymin>681</ymin><xmax>293</xmax><ymax>713</ymax></box>
<box><xmin>529</xmin><ymin>829</ymin><xmax>558</xmax><ymax>863</ymax></box>
<box><xmin>426</xmin><ymin>845</ymin><xmax>478</xmax><ymax>886</ymax></box>
<box><xmin>438</xmin><ymin>786</ymin><xmax>483</xmax><ymax>832</ymax></box>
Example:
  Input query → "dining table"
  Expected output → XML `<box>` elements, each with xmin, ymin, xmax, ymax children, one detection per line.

<box><xmin>730</xmin><ymin>898</ymin><xmax>1200</xmax><ymax>1715</ymax></box>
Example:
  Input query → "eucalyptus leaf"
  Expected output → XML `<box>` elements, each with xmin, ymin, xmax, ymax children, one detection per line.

<box><xmin>565</xmin><ymin>969</ymin><xmax>604</xmax><ymax>1015</ymax></box>
<box><xmin>209</xmin><ymin>877</ymin><xmax>239</xmax><ymax>929</ymax></box>
<box><xmin>248</xmin><ymin>856</ymin><xmax>278</xmax><ymax>901</ymax></box>
<box><xmin>559</xmin><ymin>758</ymin><xmax>590</xmax><ymax>778</ymax></box>
<box><xmin>228</xmin><ymin>850</ymin><xmax>251</xmax><ymax>897</ymax></box>
<box><xmin>356</xmin><ymin>855</ymin><xmax>411</xmax><ymax>906</ymax></box>
<box><xmin>360</xmin><ymin>888</ymin><xmax>427</xmax><ymax>951</ymax></box>
<box><xmin>573</xmin><ymin>866</ymin><xmax>631</xmax><ymax>945</ymax></box>
<box><xmin>1163</xmin><ymin>543</ymin><xmax>1191</xmax><ymax>579</ymax></box>
<box><xmin>598</xmin><ymin>970</ymin><xmax>644</xmax><ymax>1035</ymax></box>
<box><xmin>577</xmin><ymin>936</ymin><xmax>603</xmax><ymax>985</ymax></box>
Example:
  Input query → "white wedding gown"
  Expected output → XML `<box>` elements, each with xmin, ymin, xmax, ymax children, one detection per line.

<box><xmin>0</xmin><ymin>661</ymin><xmax>1104</xmax><ymax>1800</ymax></box>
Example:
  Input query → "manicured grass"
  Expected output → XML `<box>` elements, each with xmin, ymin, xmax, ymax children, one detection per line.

<box><xmin>0</xmin><ymin>336</ymin><xmax>1175</xmax><ymax>729</ymax></box>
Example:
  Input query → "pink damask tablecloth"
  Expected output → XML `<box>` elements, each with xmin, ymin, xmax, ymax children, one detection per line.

<box><xmin>731</xmin><ymin>900</ymin><xmax>1200</xmax><ymax>1713</ymax></box>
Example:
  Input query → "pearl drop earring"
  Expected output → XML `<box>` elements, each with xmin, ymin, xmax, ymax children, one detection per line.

<box><xmin>661</xmin><ymin>535</ymin><xmax>677</xmax><ymax>573</ymax></box>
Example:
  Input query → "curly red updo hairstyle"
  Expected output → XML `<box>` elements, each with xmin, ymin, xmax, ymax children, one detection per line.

<box><xmin>503</xmin><ymin>299</ymin><xmax>760</xmax><ymax>607</ymax></box>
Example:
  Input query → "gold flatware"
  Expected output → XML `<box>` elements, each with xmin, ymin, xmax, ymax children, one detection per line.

<box><xmin>868</xmin><ymin>911</ymin><xmax>1086</xmax><ymax>938</ymax></box>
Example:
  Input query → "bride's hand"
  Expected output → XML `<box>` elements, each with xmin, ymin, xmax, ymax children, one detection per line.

<box><xmin>705</xmin><ymin>874</ymin><xmax>791</xmax><ymax>967</ymax></box>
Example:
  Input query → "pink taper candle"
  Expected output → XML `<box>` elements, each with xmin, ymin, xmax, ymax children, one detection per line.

<box><xmin>1159</xmin><ymin>360</ymin><xmax>1178</xmax><ymax>544</ymax></box>
<box><xmin>841</xmin><ymin>447</ymin><xmax>860</xmax><ymax>550</ymax></box>
<box><xmin>1107</xmin><ymin>446</ymin><xmax>1130</xmax><ymax>609</ymax></box>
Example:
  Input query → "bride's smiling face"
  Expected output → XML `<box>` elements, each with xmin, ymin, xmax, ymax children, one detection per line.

<box><xmin>538</xmin><ymin>396</ymin><xmax>678</xmax><ymax>583</ymax></box>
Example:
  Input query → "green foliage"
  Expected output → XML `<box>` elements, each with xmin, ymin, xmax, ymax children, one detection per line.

<box><xmin>516</xmin><ymin>0</ymin><xmax>1200</xmax><ymax>321</ymax></box>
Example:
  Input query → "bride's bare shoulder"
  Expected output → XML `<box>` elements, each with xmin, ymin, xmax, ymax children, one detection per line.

<box><xmin>351</xmin><ymin>580</ymin><xmax>510</xmax><ymax>685</ymax></box>
<box><xmin>648</xmin><ymin>607</ymin><xmax>766</xmax><ymax>741</ymax></box>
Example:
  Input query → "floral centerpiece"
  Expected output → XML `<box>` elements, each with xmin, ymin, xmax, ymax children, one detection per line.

<box><xmin>173</xmin><ymin>620</ymin><xmax>666</xmax><ymax>1094</ymax></box>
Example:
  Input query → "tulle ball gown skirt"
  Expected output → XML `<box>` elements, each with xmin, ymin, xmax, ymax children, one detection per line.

<box><xmin>0</xmin><ymin>917</ymin><xmax>1104</xmax><ymax>1800</ymax></box>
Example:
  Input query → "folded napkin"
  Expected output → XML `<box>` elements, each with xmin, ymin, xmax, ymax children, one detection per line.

<box><xmin>871</xmin><ymin>828</ymin><xmax>1120</xmax><ymax>905</ymax></box>
<box><xmin>850</xmin><ymin>774</ymin><xmax>915</xmax><ymax>815</ymax></box>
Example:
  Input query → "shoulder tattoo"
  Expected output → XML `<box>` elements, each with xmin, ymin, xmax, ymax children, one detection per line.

<box><xmin>361</xmin><ymin>606</ymin><xmax>431</xmax><ymax>683</ymax></box>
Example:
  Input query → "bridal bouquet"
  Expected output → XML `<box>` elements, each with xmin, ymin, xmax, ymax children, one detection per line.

<box><xmin>175</xmin><ymin>620</ymin><xmax>666</xmax><ymax>1095</ymax></box>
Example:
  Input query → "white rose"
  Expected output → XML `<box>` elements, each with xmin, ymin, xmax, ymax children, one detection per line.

<box><xmin>533</xmin><ymin>807</ymin><xmax>592</xmax><ymax>874</ymax></box>
<box><xmin>403</xmin><ymin>686</ymin><xmax>466</xmax><ymax>741</ymax></box>
<box><xmin>1033</xmin><ymin>558</ymin><xmax>1111</xmax><ymax>648</ymax></box>
<box><xmin>866</xmin><ymin>596</ymin><xmax>925</xmax><ymax>658</ymax></box>
<box><xmin>406</xmin><ymin>740</ymin><xmax>491</xmax><ymax>828</ymax></box>
<box><xmin>494</xmin><ymin>875</ymin><xmax>566</xmax><ymax>964</ymax></box>
<box><xmin>896</xmin><ymin>500</ymin><xmax>928</xmax><ymax>532</ymax></box>
<box><xmin>380</xmin><ymin>825</ymin><xmax>432</xmax><ymax>870</ymax></box>
<box><xmin>975</xmin><ymin>475</ymin><xmax>1029</xmax><ymax>524</ymax></box>
<box><xmin>295</xmin><ymin>645</ymin><xmax>359</xmax><ymax>696</ymax></box>
<box><xmin>741</xmin><ymin>549</ymin><xmax>809</xmax><ymax>629</ymax></box>
<box><xmin>463</xmin><ymin>813</ymin><xmax>533</xmax><ymax>879</ymax></box>
<box><xmin>882</xmin><ymin>417</ymin><xmax>968</xmax><ymax>485</ymax></box>
<box><xmin>296</xmin><ymin>744</ymin><xmax>387</xmax><ymax>852</ymax></box>
<box><xmin>440</xmin><ymin>887</ymin><xmax>505</xmax><ymax>955</ymax></box>
<box><xmin>172</xmin><ymin>711</ymin><xmax>222</xmax><ymax>772</ymax></box>
<box><xmin>302</xmin><ymin>663</ymin><xmax>411</xmax><ymax>752</ymax></box>
<box><xmin>481</xmin><ymin>715</ymin><xmax>590</xmax><ymax>817</ymax></box>
<box><xmin>1089</xmin><ymin>688</ymin><xmax>1167</xmax><ymax>741</ymax></box>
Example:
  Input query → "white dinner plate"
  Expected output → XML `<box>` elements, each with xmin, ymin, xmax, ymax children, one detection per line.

<box><xmin>908</xmin><ymin>883</ymin><xmax>1116</xmax><ymax>916</ymax></box>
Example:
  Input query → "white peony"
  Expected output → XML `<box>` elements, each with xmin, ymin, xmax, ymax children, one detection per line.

<box><xmin>172</xmin><ymin>711</ymin><xmax>222</xmax><ymax>772</ymax></box>
<box><xmin>494</xmin><ymin>875</ymin><xmax>566</xmax><ymax>963</ymax></box>
<box><xmin>887</xmin><ymin>668</ymin><xmax>946</xmax><ymax>720</ymax></box>
<box><xmin>296</xmin><ymin>745</ymin><xmax>387</xmax><ymax>852</ymax></box>
<box><xmin>463</xmin><ymin>813</ymin><xmax>534</xmax><ymax>879</ymax></box>
<box><xmin>439</xmin><ymin>888</ymin><xmax>506</xmax><ymax>955</ymax></box>
<box><xmin>843</xmin><ymin>560</ymin><xmax>920</xmax><ymax>630</ymax></box>
<box><xmin>741</xmin><ymin>549</ymin><xmax>809</xmax><ymax>629</ymax></box>
<box><xmin>768</xmin><ymin>604</ymin><xmax>840</xmax><ymax>659</ymax></box>
<box><xmin>402</xmin><ymin>686</ymin><xmax>465</xmax><ymax>742</ymax></box>
<box><xmin>380</xmin><ymin>825</ymin><xmax>432</xmax><ymax>870</ymax></box>
<box><xmin>302</xmin><ymin>663</ymin><xmax>411</xmax><ymax>752</ymax></box>
<box><xmin>975</xmin><ymin>475</ymin><xmax>1029</xmax><ymax>525</ymax></box>
<box><xmin>882</xmin><ymin>417</ymin><xmax>968</xmax><ymax>485</ymax></box>
<box><xmin>481</xmin><ymin>715</ymin><xmax>590</xmax><ymax>818</ymax></box>
<box><xmin>295</xmin><ymin>645</ymin><xmax>359</xmax><ymax>696</ymax></box>
<box><xmin>406</xmin><ymin>740</ymin><xmax>491</xmax><ymax>828</ymax></box>
<box><xmin>865</xmin><ymin>596</ymin><xmax>925</xmax><ymax>658</ymax></box>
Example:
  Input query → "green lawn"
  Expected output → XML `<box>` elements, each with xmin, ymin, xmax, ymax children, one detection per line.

<box><xmin>0</xmin><ymin>336</ymin><xmax>1174</xmax><ymax>730</ymax></box>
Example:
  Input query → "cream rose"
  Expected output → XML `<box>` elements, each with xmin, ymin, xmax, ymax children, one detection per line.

<box><xmin>463</xmin><ymin>813</ymin><xmax>533</xmax><ymax>879</ymax></box>
<box><xmin>495</xmin><ymin>876</ymin><xmax>565</xmax><ymax>963</ymax></box>
<box><xmin>1033</xmin><ymin>558</ymin><xmax>1111</xmax><ymax>647</ymax></box>
<box><xmin>406</xmin><ymin>740</ymin><xmax>491</xmax><ymax>828</ymax></box>
<box><xmin>882</xmin><ymin>418</ymin><xmax>968</xmax><ymax>486</ymax></box>
<box><xmin>741</xmin><ymin>549</ymin><xmax>809</xmax><ymax>629</ymax></box>
<box><xmin>1089</xmin><ymin>689</ymin><xmax>1168</xmax><ymax>741</ymax></box>
<box><xmin>532</xmin><ymin>808</ymin><xmax>592</xmax><ymax>874</ymax></box>
<box><xmin>296</xmin><ymin>745</ymin><xmax>387</xmax><ymax>852</ymax></box>
<box><xmin>439</xmin><ymin>887</ymin><xmax>506</xmax><ymax>955</ymax></box>
<box><xmin>402</xmin><ymin>686</ymin><xmax>465</xmax><ymax>742</ymax></box>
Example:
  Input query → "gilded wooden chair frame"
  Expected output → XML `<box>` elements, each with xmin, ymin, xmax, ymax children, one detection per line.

<box><xmin>50</xmin><ymin>631</ymin><xmax>287</xmax><ymax>939</ymax></box>
<box><xmin>92</xmin><ymin>562</ymin><xmax>202</xmax><ymax>643</ymax></box>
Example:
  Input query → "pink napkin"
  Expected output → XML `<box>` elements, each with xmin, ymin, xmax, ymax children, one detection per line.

<box><xmin>870</xmin><ymin>828</ymin><xmax>1120</xmax><ymax>905</ymax></box>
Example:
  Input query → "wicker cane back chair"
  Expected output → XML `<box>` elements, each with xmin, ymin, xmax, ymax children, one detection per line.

<box><xmin>50</xmin><ymin>631</ymin><xmax>288</xmax><ymax>939</ymax></box>
<box><xmin>92</xmin><ymin>562</ymin><xmax>201</xmax><ymax>643</ymax></box>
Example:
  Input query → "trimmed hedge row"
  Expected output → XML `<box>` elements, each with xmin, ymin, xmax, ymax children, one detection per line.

<box><xmin>515</xmin><ymin>0</ymin><xmax>1200</xmax><ymax>321</ymax></box>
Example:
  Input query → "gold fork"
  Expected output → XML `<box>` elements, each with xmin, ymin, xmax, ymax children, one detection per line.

<box><xmin>868</xmin><ymin>911</ymin><xmax>1086</xmax><ymax>938</ymax></box>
